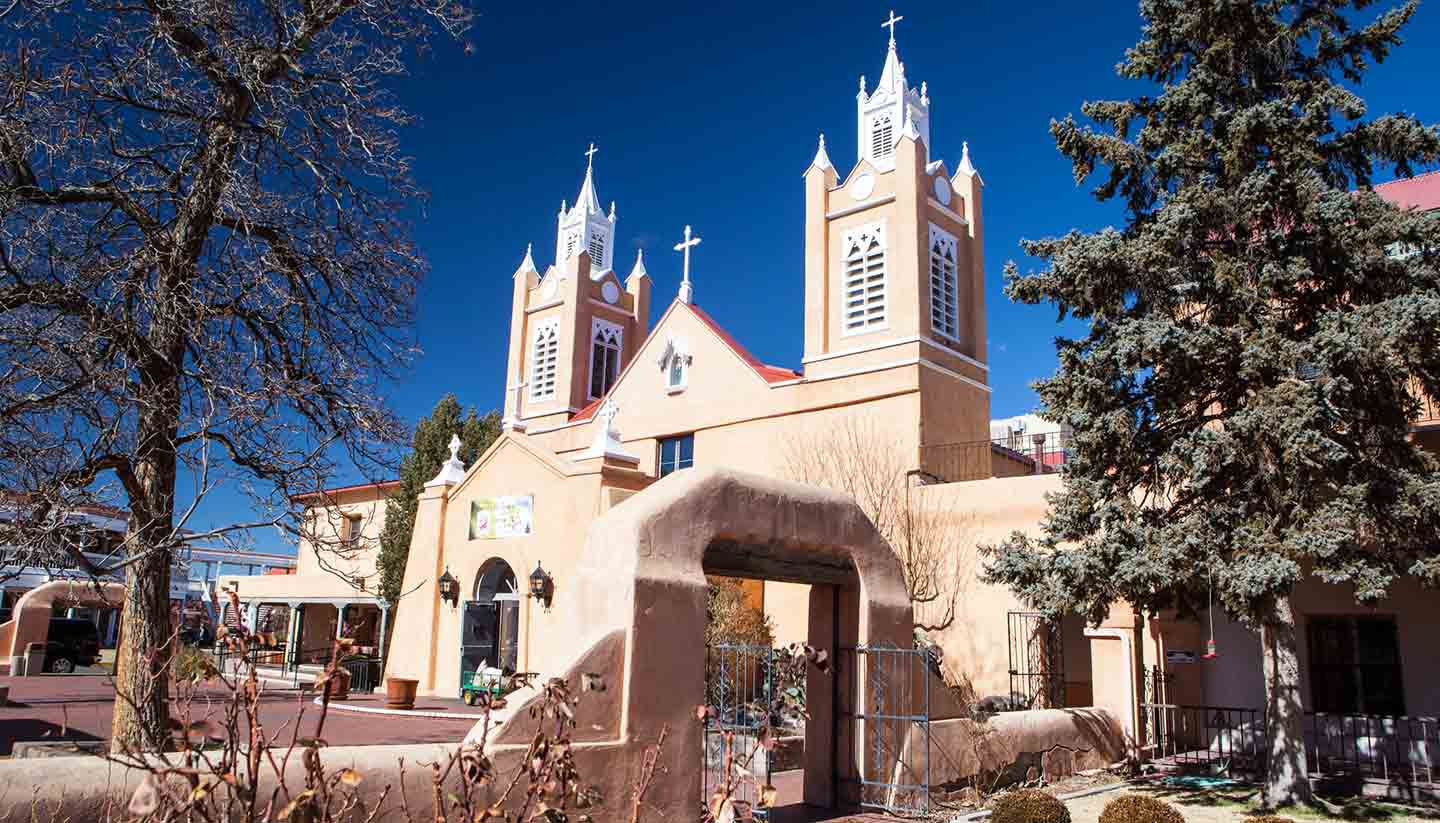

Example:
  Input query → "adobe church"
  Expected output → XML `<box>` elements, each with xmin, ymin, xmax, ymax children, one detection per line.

<box><xmin>223</xmin><ymin>20</ymin><xmax>1096</xmax><ymax>719</ymax></box>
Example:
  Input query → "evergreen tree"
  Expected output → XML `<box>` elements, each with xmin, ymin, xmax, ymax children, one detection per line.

<box><xmin>376</xmin><ymin>395</ymin><xmax>500</xmax><ymax>604</ymax></box>
<box><xmin>984</xmin><ymin>0</ymin><xmax>1440</xmax><ymax>806</ymax></box>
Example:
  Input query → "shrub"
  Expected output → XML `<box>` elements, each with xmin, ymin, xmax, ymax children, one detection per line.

<box><xmin>1099</xmin><ymin>794</ymin><xmax>1185</xmax><ymax>823</ymax></box>
<box><xmin>991</xmin><ymin>788</ymin><xmax>1071</xmax><ymax>823</ymax></box>
<box><xmin>171</xmin><ymin>646</ymin><xmax>218</xmax><ymax>684</ymax></box>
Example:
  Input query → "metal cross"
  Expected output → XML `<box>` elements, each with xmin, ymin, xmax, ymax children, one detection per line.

<box><xmin>584</xmin><ymin>143</ymin><xmax>599</xmax><ymax>169</ymax></box>
<box><xmin>882</xmin><ymin>10</ymin><xmax>903</xmax><ymax>44</ymax></box>
<box><xmin>674</xmin><ymin>225</ymin><xmax>701</xmax><ymax>290</ymax></box>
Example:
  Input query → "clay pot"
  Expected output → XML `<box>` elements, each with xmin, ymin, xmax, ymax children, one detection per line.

<box><xmin>385</xmin><ymin>677</ymin><xmax>418</xmax><ymax>710</ymax></box>
<box><xmin>328</xmin><ymin>667</ymin><xmax>352</xmax><ymax>701</ymax></box>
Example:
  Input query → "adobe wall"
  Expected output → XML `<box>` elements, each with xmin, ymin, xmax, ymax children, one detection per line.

<box><xmin>911</xmin><ymin>474</ymin><xmax>1064</xmax><ymax>700</ymax></box>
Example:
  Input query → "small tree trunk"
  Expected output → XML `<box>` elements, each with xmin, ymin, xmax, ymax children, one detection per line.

<box><xmin>1260</xmin><ymin>593</ymin><xmax>1312</xmax><ymax>807</ymax></box>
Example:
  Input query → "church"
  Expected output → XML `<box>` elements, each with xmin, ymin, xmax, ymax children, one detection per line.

<box><xmin>218</xmin><ymin>16</ymin><xmax>1070</xmax><ymax>704</ymax></box>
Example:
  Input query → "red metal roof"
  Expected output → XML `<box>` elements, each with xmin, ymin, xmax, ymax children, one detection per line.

<box><xmin>289</xmin><ymin>479</ymin><xmax>399</xmax><ymax>502</ymax></box>
<box><xmin>1375</xmin><ymin>170</ymin><xmax>1440</xmax><ymax>212</ymax></box>
<box><xmin>688</xmin><ymin>304</ymin><xmax>802</xmax><ymax>384</ymax></box>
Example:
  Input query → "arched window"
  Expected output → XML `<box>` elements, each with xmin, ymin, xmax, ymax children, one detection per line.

<box><xmin>589</xmin><ymin>319</ymin><xmax>623</xmax><ymax>400</ymax></box>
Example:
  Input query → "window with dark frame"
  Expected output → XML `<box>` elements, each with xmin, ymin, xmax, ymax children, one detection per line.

<box><xmin>1307</xmin><ymin>615</ymin><xmax>1405</xmax><ymax>716</ymax></box>
<box><xmin>658</xmin><ymin>434</ymin><xmax>694</xmax><ymax>478</ymax></box>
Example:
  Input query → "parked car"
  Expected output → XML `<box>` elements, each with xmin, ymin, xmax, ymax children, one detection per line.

<box><xmin>45</xmin><ymin>618</ymin><xmax>101</xmax><ymax>673</ymax></box>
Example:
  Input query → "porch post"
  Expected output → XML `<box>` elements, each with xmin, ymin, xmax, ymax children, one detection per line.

<box><xmin>285</xmin><ymin>601</ymin><xmax>302</xmax><ymax>671</ymax></box>
<box><xmin>377</xmin><ymin>604</ymin><xmax>391</xmax><ymax>663</ymax></box>
<box><xmin>336</xmin><ymin>603</ymin><xmax>348</xmax><ymax>642</ymax></box>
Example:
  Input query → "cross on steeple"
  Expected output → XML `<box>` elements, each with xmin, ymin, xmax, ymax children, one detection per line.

<box><xmin>673</xmin><ymin>225</ymin><xmax>701</xmax><ymax>305</ymax></box>
<box><xmin>584</xmin><ymin>142</ymin><xmax>599</xmax><ymax>169</ymax></box>
<box><xmin>882</xmin><ymin>10</ymin><xmax>903</xmax><ymax>46</ymax></box>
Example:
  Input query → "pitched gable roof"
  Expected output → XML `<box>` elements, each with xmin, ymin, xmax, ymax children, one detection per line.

<box><xmin>688</xmin><ymin>304</ymin><xmax>802</xmax><ymax>385</ymax></box>
<box><xmin>1375</xmin><ymin>170</ymin><xmax>1440</xmax><ymax>212</ymax></box>
<box><xmin>570</xmin><ymin>301</ymin><xmax>801</xmax><ymax>423</ymax></box>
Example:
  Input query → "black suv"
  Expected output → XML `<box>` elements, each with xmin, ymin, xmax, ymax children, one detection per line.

<box><xmin>45</xmin><ymin>618</ymin><xmax>102</xmax><ymax>673</ymax></box>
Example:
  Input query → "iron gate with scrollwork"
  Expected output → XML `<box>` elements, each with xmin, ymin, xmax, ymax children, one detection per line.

<box><xmin>839</xmin><ymin>642</ymin><xmax>931</xmax><ymax>817</ymax></box>
<box><xmin>1007</xmin><ymin>611</ymin><xmax>1065</xmax><ymax>710</ymax></box>
<box><xmin>702</xmin><ymin>643</ymin><xmax>780</xmax><ymax>820</ymax></box>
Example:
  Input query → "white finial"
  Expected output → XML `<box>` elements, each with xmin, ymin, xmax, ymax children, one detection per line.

<box><xmin>516</xmin><ymin>243</ymin><xmax>536</xmax><ymax>274</ymax></box>
<box><xmin>673</xmin><ymin>225</ymin><xmax>701</xmax><ymax>305</ymax></box>
<box><xmin>959</xmin><ymin>141</ymin><xmax>977</xmax><ymax>176</ymax></box>
<box><xmin>628</xmin><ymin>248</ymin><xmax>648</xmax><ymax>280</ymax></box>
<box><xmin>425</xmin><ymin>433</ymin><xmax>468</xmax><ymax>487</ymax></box>
<box><xmin>859</xmin><ymin>74</ymin><xmax>867</xmax><ymax>94</ymax></box>
<box><xmin>560</xmin><ymin>199</ymin><xmax>567</xmax><ymax>215</ymax></box>
<box><xmin>609</xmin><ymin>201</ymin><xmax>617</xmax><ymax>220</ymax></box>
<box><xmin>882</xmin><ymin>10</ymin><xmax>904</xmax><ymax>46</ymax></box>
<box><xmin>921</xmin><ymin>80</ymin><xmax>928</xmax><ymax>104</ymax></box>
<box><xmin>810</xmin><ymin>133</ymin><xmax>833</xmax><ymax>172</ymax></box>
<box><xmin>585</xmin><ymin>142</ymin><xmax>599</xmax><ymax>170</ymax></box>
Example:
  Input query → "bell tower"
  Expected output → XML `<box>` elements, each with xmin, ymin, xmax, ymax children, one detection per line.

<box><xmin>503</xmin><ymin>148</ymin><xmax>650</xmax><ymax>433</ymax></box>
<box><xmin>801</xmin><ymin>12</ymin><xmax>991</xmax><ymax>446</ymax></box>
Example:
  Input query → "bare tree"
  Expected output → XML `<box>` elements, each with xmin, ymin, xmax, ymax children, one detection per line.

<box><xmin>0</xmin><ymin>0</ymin><xmax>469</xmax><ymax>750</ymax></box>
<box><xmin>780</xmin><ymin>416</ymin><xmax>978</xmax><ymax>634</ymax></box>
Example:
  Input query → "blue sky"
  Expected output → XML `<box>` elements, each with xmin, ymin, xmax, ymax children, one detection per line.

<box><xmin>211</xmin><ymin>1</ymin><xmax>1440</xmax><ymax>551</ymax></box>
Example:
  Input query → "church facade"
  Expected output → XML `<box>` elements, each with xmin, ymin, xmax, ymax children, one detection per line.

<box><xmin>219</xmin><ymin>23</ymin><xmax>1057</xmax><ymax>703</ymax></box>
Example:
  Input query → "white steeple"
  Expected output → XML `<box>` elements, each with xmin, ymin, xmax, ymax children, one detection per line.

<box><xmin>857</xmin><ymin>10</ymin><xmax>930</xmax><ymax>172</ymax></box>
<box><xmin>555</xmin><ymin>143</ymin><xmax>616</xmax><ymax>273</ymax></box>
<box><xmin>514</xmin><ymin>243</ymin><xmax>537</xmax><ymax>277</ymax></box>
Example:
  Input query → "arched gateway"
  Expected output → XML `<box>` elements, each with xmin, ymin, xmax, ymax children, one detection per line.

<box><xmin>474</xmin><ymin>466</ymin><xmax>914</xmax><ymax>820</ymax></box>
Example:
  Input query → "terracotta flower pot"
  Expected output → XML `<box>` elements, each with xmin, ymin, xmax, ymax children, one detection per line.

<box><xmin>329</xmin><ymin>667</ymin><xmax>352</xmax><ymax>701</ymax></box>
<box><xmin>385</xmin><ymin>677</ymin><xmax>418</xmax><ymax>710</ymax></box>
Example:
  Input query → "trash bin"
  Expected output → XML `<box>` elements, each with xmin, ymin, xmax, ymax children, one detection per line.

<box><xmin>23</xmin><ymin>642</ymin><xmax>45</xmax><ymax>677</ymax></box>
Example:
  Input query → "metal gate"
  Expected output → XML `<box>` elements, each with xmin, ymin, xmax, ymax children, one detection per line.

<box><xmin>702</xmin><ymin>643</ymin><xmax>780</xmax><ymax>820</ymax></box>
<box><xmin>842</xmin><ymin>642</ymin><xmax>931</xmax><ymax>817</ymax></box>
<box><xmin>1007</xmin><ymin>611</ymin><xmax>1065</xmax><ymax>709</ymax></box>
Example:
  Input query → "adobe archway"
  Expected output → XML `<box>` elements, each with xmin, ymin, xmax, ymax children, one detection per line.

<box><xmin>0</xmin><ymin>580</ymin><xmax>125</xmax><ymax>673</ymax></box>
<box><xmin>474</xmin><ymin>467</ymin><xmax>912</xmax><ymax>820</ymax></box>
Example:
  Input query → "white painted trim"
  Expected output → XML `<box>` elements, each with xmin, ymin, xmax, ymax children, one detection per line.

<box><xmin>1085</xmin><ymin>627</ymin><xmax>1138</xmax><ymax>755</ymax></box>
<box><xmin>840</xmin><ymin>322</ymin><xmax>890</xmax><ymax>339</ymax></box>
<box><xmin>926</xmin><ymin>198</ymin><xmax>969</xmax><ymax>226</ymax></box>
<box><xmin>802</xmin><ymin>334</ymin><xmax>990</xmax><ymax>373</ymax></box>
<box><xmin>826</xmin><ymin>194</ymin><xmax>896</xmax><ymax>220</ymax></box>
<box><xmin>917</xmin><ymin>358</ymin><xmax>993</xmax><ymax>393</ymax></box>
<box><xmin>524</xmin><ymin>298</ymin><xmax>564</xmax><ymax>315</ymax></box>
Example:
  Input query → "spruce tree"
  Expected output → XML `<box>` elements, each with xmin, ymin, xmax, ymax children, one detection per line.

<box><xmin>376</xmin><ymin>395</ymin><xmax>500</xmax><ymax>604</ymax></box>
<box><xmin>984</xmin><ymin>0</ymin><xmax>1440</xmax><ymax>806</ymax></box>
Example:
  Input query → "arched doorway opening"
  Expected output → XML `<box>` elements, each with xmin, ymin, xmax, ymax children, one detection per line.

<box><xmin>460</xmin><ymin>558</ymin><xmax>520</xmax><ymax>697</ymax></box>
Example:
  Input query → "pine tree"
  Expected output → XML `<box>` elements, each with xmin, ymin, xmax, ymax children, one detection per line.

<box><xmin>376</xmin><ymin>395</ymin><xmax>500</xmax><ymax>605</ymax></box>
<box><xmin>984</xmin><ymin>0</ymin><xmax>1440</xmax><ymax>807</ymax></box>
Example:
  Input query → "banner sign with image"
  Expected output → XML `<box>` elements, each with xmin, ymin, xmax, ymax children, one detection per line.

<box><xmin>469</xmin><ymin>495</ymin><xmax>534</xmax><ymax>540</ymax></box>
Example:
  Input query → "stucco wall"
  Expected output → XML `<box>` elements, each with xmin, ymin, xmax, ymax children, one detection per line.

<box><xmin>293</xmin><ymin>485</ymin><xmax>390</xmax><ymax>588</ymax></box>
<box><xmin>1187</xmin><ymin>576</ymin><xmax>1440</xmax><ymax>716</ymax></box>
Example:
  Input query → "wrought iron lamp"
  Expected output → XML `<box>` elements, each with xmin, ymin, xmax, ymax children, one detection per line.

<box><xmin>437</xmin><ymin>567</ymin><xmax>459</xmax><ymax>608</ymax></box>
<box><xmin>529</xmin><ymin>562</ymin><xmax>553</xmax><ymax>609</ymax></box>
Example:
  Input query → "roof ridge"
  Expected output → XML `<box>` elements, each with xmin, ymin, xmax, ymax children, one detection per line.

<box><xmin>1374</xmin><ymin>168</ymin><xmax>1440</xmax><ymax>188</ymax></box>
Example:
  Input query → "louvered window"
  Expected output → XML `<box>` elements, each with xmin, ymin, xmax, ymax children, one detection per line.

<box><xmin>842</xmin><ymin>224</ymin><xmax>887</xmax><ymax>334</ymax></box>
<box><xmin>929</xmin><ymin>224</ymin><xmax>960</xmax><ymax>341</ymax></box>
<box><xmin>871</xmin><ymin>115</ymin><xmax>894</xmax><ymax>160</ymax></box>
<box><xmin>589</xmin><ymin>319</ymin><xmax>623</xmax><ymax>399</ymax></box>
<box><xmin>588</xmin><ymin>233</ymin><xmax>605</xmax><ymax>268</ymax></box>
<box><xmin>529</xmin><ymin>320</ymin><xmax>560</xmax><ymax>401</ymax></box>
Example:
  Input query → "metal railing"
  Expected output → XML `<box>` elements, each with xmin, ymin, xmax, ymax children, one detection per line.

<box><xmin>1139</xmin><ymin>702</ymin><xmax>1440</xmax><ymax>787</ymax></box>
<box><xmin>1140</xmin><ymin>703</ymin><xmax>1268</xmax><ymax>778</ymax></box>
<box><xmin>920</xmin><ymin>437</ymin><xmax>1072</xmax><ymax>484</ymax></box>
<box><xmin>1307</xmin><ymin>712</ymin><xmax>1438</xmax><ymax>784</ymax></box>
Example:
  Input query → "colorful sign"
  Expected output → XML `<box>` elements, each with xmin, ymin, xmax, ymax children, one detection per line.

<box><xmin>469</xmin><ymin>495</ymin><xmax>534</xmax><ymax>540</ymax></box>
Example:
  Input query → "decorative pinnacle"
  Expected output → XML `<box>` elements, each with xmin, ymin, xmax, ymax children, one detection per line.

<box><xmin>959</xmin><ymin>141</ymin><xmax>977</xmax><ymax>176</ymax></box>
<box><xmin>810</xmin><ymin>133</ymin><xmax>833</xmax><ymax>171</ymax></box>
<box><xmin>859</xmin><ymin>74</ymin><xmax>867</xmax><ymax>95</ymax></box>
<box><xmin>517</xmin><ymin>242</ymin><xmax>536</xmax><ymax>273</ymax></box>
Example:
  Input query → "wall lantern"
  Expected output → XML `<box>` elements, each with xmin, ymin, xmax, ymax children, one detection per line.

<box><xmin>529</xmin><ymin>562</ymin><xmax>553</xmax><ymax>609</ymax></box>
<box><xmin>437</xmin><ymin>567</ymin><xmax>459</xmax><ymax>608</ymax></box>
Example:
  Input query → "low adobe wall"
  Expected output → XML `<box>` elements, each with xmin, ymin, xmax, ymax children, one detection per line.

<box><xmin>902</xmin><ymin>707</ymin><xmax>1126</xmax><ymax>797</ymax></box>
